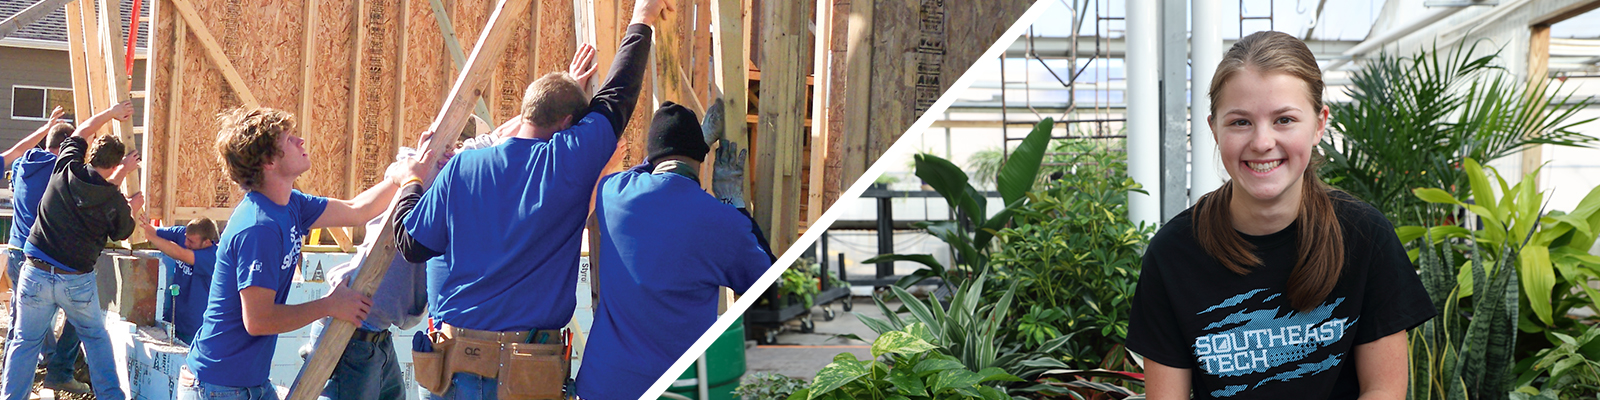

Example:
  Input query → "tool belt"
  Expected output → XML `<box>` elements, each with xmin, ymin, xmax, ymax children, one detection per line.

<box><xmin>412</xmin><ymin>324</ymin><xmax>569</xmax><ymax>400</ymax></box>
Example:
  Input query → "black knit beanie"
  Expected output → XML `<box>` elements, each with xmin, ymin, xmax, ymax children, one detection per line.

<box><xmin>647</xmin><ymin>101</ymin><xmax>710</xmax><ymax>163</ymax></box>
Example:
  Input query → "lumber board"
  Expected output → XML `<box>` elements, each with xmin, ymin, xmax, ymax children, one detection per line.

<box><xmin>806</xmin><ymin>0</ymin><xmax>830</xmax><ymax>225</ymax></box>
<box><xmin>756</xmin><ymin>0</ymin><xmax>805</xmax><ymax>253</ymax></box>
<box><xmin>655</xmin><ymin>0</ymin><xmax>702</xmax><ymax>115</ymax></box>
<box><xmin>285</xmin><ymin>1</ymin><xmax>532</xmax><ymax>398</ymax></box>
<box><xmin>1524</xmin><ymin>24</ymin><xmax>1552</xmax><ymax>187</ymax></box>
<box><xmin>839</xmin><ymin>0</ymin><xmax>871</xmax><ymax>194</ymax></box>
<box><xmin>79</xmin><ymin>0</ymin><xmax>108</xmax><ymax>115</ymax></box>
<box><xmin>821</xmin><ymin>0</ymin><xmax>847</xmax><ymax>212</ymax></box>
<box><xmin>708</xmin><ymin>0</ymin><xmax>748</xmax><ymax>195</ymax></box>
<box><xmin>99</xmin><ymin>0</ymin><xmax>139</xmax><ymax>197</ymax></box>
<box><xmin>64</xmin><ymin>2</ymin><xmax>91</xmax><ymax>119</ymax></box>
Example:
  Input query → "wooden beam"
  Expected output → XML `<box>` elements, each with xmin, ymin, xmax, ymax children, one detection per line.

<box><xmin>1524</xmin><ymin>24</ymin><xmax>1551</xmax><ymax>187</ymax></box>
<box><xmin>654</xmin><ymin>0</ymin><xmax>701</xmax><ymax>115</ymax></box>
<box><xmin>172</xmin><ymin>207</ymin><xmax>235</xmax><ymax>222</ymax></box>
<box><xmin>164</xmin><ymin>11</ymin><xmax>186</xmax><ymax>224</ymax></box>
<box><xmin>99</xmin><ymin>0</ymin><xmax>139</xmax><ymax>196</ymax></box>
<box><xmin>285</xmin><ymin>1</ymin><xmax>531</xmax><ymax>398</ymax></box>
<box><xmin>63</xmin><ymin>1</ymin><xmax>91</xmax><ymax>117</ymax></box>
<box><xmin>169</xmin><ymin>0</ymin><xmax>260</xmax><ymax>108</ymax></box>
<box><xmin>300</xmin><ymin>0</ymin><xmax>317</xmax><ymax>169</ymax></box>
<box><xmin>693</xmin><ymin>0</ymin><xmax>711</xmax><ymax>107</ymax></box>
<box><xmin>429</xmin><ymin>0</ymin><xmax>494</xmax><ymax>123</ymax></box>
<box><xmin>708</xmin><ymin>0</ymin><xmax>747</xmax><ymax>194</ymax></box>
<box><xmin>0</xmin><ymin>0</ymin><xmax>76</xmax><ymax>39</ymax></box>
<box><xmin>395</xmin><ymin>0</ymin><xmax>411</xmax><ymax>157</ymax></box>
<box><xmin>346</xmin><ymin>0</ymin><xmax>365</xmax><ymax>199</ymax></box>
<box><xmin>756</xmin><ymin>0</ymin><xmax>806</xmax><ymax>253</ymax></box>
<box><xmin>821</xmin><ymin>0</ymin><xmax>848</xmax><ymax>210</ymax></box>
<box><xmin>839</xmin><ymin>0</ymin><xmax>872</xmax><ymax>191</ymax></box>
<box><xmin>806</xmin><ymin>0</ymin><xmax>830</xmax><ymax>226</ymax></box>
<box><xmin>79</xmin><ymin>0</ymin><xmax>109</xmax><ymax>114</ymax></box>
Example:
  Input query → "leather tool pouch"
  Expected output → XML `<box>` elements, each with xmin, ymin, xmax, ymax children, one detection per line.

<box><xmin>447</xmin><ymin>336</ymin><xmax>503</xmax><ymax>380</ymax></box>
<box><xmin>496</xmin><ymin>342</ymin><xmax>568</xmax><ymax>400</ymax></box>
<box><xmin>412</xmin><ymin>331</ymin><xmax>452</xmax><ymax>395</ymax></box>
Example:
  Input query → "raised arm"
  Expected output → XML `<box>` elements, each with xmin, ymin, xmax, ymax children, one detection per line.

<box><xmin>313</xmin><ymin>134</ymin><xmax>440</xmax><ymax>229</ymax></box>
<box><xmin>2</xmin><ymin>106</ymin><xmax>65</xmax><ymax>167</ymax></box>
<box><xmin>139</xmin><ymin>218</ymin><xmax>196</xmax><ymax>265</ymax></box>
<box><xmin>586</xmin><ymin>0</ymin><xmax>669</xmax><ymax>137</ymax></box>
<box><xmin>74</xmin><ymin>101</ymin><xmax>134</xmax><ymax>140</ymax></box>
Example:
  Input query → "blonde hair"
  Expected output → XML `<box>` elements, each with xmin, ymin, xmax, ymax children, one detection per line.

<box><xmin>520</xmin><ymin>72</ymin><xmax>588</xmax><ymax>128</ymax></box>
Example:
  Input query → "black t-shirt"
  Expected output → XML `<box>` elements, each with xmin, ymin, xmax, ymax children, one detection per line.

<box><xmin>1126</xmin><ymin>191</ymin><xmax>1435</xmax><ymax>399</ymax></box>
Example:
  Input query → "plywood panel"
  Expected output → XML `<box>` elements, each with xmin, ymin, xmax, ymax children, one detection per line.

<box><xmin>304</xmin><ymin>0</ymin><xmax>355</xmax><ymax>200</ymax></box>
<box><xmin>405</xmin><ymin>0</ymin><xmax>446</xmax><ymax>142</ymax></box>
<box><xmin>537</xmin><ymin>0</ymin><xmax>577</xmax><ymax>80</ymax></box>
<box><xmin>146</xmin><ymin>0</ymin><xmax>178</xmax><ymax>221</ymax></box>
<box><xmin>352</xmin><ymin>0</ymin><xmax>403</xmax><ymax>192</ymax></box>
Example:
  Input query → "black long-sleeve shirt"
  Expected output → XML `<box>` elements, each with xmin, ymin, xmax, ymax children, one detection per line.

<box><xmin>394</xmin><ymin>24</ymin><xmax>655</xmax><ymax>263</ymax></box>
<box><xmin>25</xmin><ymin>136</ymin><xmax>135</xmax><ymax>272</ymax></box>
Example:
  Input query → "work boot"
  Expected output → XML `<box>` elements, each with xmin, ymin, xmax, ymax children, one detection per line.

<box><xmin>41</xmin><ymin>378</ymin><xmax>91</xmax><ymax>394</ymax></box>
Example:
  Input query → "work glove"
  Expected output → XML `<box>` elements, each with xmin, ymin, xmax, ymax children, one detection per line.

<box><xmin>712</xmin><ymin>139</ymin><xmax>746</xmax><ymax>208</ymax></box>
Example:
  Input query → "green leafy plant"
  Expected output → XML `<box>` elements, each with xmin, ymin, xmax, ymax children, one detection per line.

<box><xmin>735</xmin><ymin>372</ymin><xmax>811</xmax><ymax>400</ymax></box>
<box><xmin>1400</xmin><ymin>159</ymin><xmax>1600</xmax><ymax>343</ymax></box>
<box><xmin>987</xmin><ymin>169</ymin><xmax>1151</xmax><ymax>370</ymax></box>
<box><xmin>1515</xmin><ymin>323</ymin><xmax>1600</xmax><ymax>397</ymax></box>
<box><xmin>864</xmin><ymin>118</ymin><xmax>1056</xmax><ymax>289</ymax></box>
<box><xmin>790</xmin><ymin>322</ymin><xmax>1022</xmax><ymax>400</ymax></box>
<box><xmin>780</xmin><ymin>265</ymin><xmax>821</xmax><ymax>309</ymax></box>
<box><xmin>1323</xmin><ymin>41</ymin><xmax>1595</xmax><ymax>229</ymax></box>
<box><xmin>1014</xmin><ymin>305</ymin><xmax>1068</xmax><ymax>348</ymax></box>
<box><xmin>1408</xmin><ymin>229</ymin><xmax>1520</xmax><ymax>400</ymax></box>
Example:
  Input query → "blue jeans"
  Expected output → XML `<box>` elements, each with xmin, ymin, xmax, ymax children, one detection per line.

<box><xmin>301</xmin><ymin>323</ymin><xmax>405</xmax><ymax>400</ymax></box>
<box><xmin>177</xmin><ymin>379</ymin><xmax>279</xmax><ymax>400</ymax></box>
<box><xmin>429</xmin><ymin>372</ymin><xmax>502</xmax><ymax>400</ymax></box>
<box><xmin>0</xmin><ymin>260</ymin><xmax>124</xmax><ymax>400</ymax></box>
<box><xmin>3</xmin><ymin>249</ymin><xmax>80</xmax><ymax>385</ymax></box>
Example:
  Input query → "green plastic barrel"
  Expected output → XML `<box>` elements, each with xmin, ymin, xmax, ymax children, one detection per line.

<box><xmin>663</xmin><ymin>316</ymin><xmax>747</xmax><ymax>400</ymax></box>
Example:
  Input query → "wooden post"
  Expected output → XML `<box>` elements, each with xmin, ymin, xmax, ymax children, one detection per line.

<box><xmin>1524</xmin><ymin>24</ymin><xmax>1551</xmax><ymax>186</ymax></box>
<box><xmin>284</xmin><ymin>1</ymin><xmax>532</xmax><ymax>398</ymax></box>
<box><xmin>756</xmin><ymin>0</ymin><xmax>805</xmax><ymax>253</ymax></box>
<box><xmin>822</xmin><ymin>0</ymin><xmax>848</xmax><ymax>209</ymax></box>
<box><xmin>79</xmin><ymin>0</ymin><xmax>109</xmax><ymax>115</ymax></box>
<box><xmin>806</xmin><ymin>0</ymin><xmax>830</xmax><ymax>226</ymax></box>
<box><xmin>64</xmin><ymin>2</ymin><xmax>92</xmax><ymax>118</ymax></box>
<box><xmin>346</xmin><ymin>0</ymin><xmax>365</xmax><ymax>199</ymax></box>
<box><xmin>98</xmin><ymin>0</ymin><xmax>138</xmax><ymax>194</ymax></box>
<box><xmin>654</xmin><ymin>0</ymin><xmax>702</xmax><ymax>115</ymax></box>
<box><xmin>840</xmin><ymin>0</ymin><xmax>872</xmax><ymax>193</ymax></box>
<box><xmin>708</xmin><ymin>0</ymin><xmax>747</xmax><ymax>193</ymax></box>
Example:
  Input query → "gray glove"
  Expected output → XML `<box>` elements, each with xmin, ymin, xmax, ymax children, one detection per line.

<box><xmin>701</xmin><ymin>101</ymin><xmax>725</xmax><ymax>146</ymax></box>
<box><xmin>713</xmin><ymin>139</ymin><xmax>746</xmax><ymax>208</ymax></box>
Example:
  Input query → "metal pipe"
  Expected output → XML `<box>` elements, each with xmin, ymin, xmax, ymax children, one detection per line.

<box><xmin>696</xmin><ymin>354</ymin><xmax>709</xmax><ymax>400</ymax></box>
<box><xmin>1190</xmin><ymin>0</ymin><xmax>1223</xmax><ymax>198</ymax></box>
<box><xmin>1127</xmin><ymin>0</ymin><xmax>1160</xmax><ymax>226</ymax></box>
<box><xmin>1323</xmin><ymin>5</ymin><xmax>1471</xmax><ymax>72</ymax></box>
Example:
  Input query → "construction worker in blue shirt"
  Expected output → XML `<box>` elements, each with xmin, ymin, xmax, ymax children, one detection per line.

<box><xmin>389</xmin><ymin>0</ymin><xmax>669</xmax><ymax>398</ymax></box>
<box><xmin>574</xmin><ymin>101</ymin><xmax>777</xmax><ymax>399</ymax></box>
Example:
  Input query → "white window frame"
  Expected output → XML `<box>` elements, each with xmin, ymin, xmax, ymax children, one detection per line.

<box><xmin>10</xmin><ymin>85</ymin><xmax>72</xmax><ymax>121</ymax></box>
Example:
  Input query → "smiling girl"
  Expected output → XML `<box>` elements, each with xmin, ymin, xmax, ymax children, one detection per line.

<box><xmin>1125</xmin><ymin>31</ymin><xmax>1436</xmax><ymax>400</ymax></box>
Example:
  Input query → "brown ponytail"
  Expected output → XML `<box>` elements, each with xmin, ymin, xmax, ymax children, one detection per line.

<box><xmin>1196</xmin><ymin>31</ymin><xmax>1345</xmax><ymax>313</ymax></box>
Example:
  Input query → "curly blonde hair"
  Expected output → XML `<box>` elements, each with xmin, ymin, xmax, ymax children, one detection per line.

<box><xmin>215</xmin><ymin>107</ymin><xmax>295</xmax><ymax>191</ymax></box>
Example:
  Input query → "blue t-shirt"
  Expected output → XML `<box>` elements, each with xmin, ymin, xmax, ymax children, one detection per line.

<box><xmin>186</xmin><ymin>190</ymin><xmax>327</xmax><ymax>387</ymax></box>
<box><xmin>404</xmin><ymin>112</ymin><xmax>617</xmax><ymax>332</ymax></box>
<box><xmin>155</xmin><ymin>226</ymin><xmax>217</xmax><ymax>344</ymax></box>
<box><xmin>574</xmin><ymin>167</ymin><xmax>770</xmax><ymax>399</ymax></box>
<box><xmin>8</xmin><ymin>149</ymin><xmax>57</xmax><ymax>248</ymax></box>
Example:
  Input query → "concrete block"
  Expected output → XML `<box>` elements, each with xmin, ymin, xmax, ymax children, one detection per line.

<box><xmin>111</xmin><ymin>254</ymin><xmax>163</xmax><ymax>326</ymax></box>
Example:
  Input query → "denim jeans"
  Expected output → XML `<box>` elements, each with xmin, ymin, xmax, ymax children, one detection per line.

<box><xmin>301</xmin><ymin>322</ymin><xmax>405</xmax><ymax>400</ymax></box>
<box><xmin>3</xmin><ymin>249</ymin><xmax>81</xmax><ymax>385</ymax></box>
<box><xmin>429</xmin><ymin>373</ymin><xmax>500</xmax><ymax>400</ymax></box>
<box><xmin>0</xmin><ymin>260</ymin><xmax>124</xmax><ymax>400</ymax></box>
<box><xmin>177</xmin><ymin>378</ymin><xmax>280</xmax><ymax>400</ymax></box>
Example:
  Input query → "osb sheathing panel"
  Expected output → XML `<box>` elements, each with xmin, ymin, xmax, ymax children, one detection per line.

<box><xmin>148</xmin><ymin>0</ymin><xmax>572</xmax><ymax>220</ymax></box>
<box><xmin>305</xmin><ymin>0</ymin><xmax>355</xmax><ymax>201</ymax></box>
<box><xmin>145</xmin><ymin>0</ymin><xmax>176</xmax><ymax>217</ymax></box>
